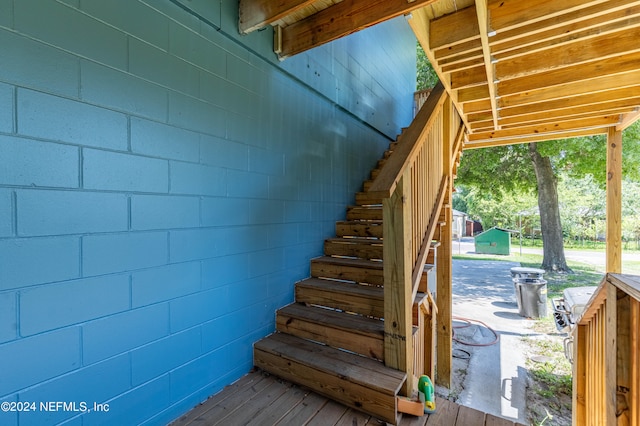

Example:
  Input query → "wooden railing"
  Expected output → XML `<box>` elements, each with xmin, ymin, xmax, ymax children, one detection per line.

<box><xmin>367</xmin><ymin>81</ymin><xmax>463</xmax><ymax>394</ymax></box>
<box><xmin>573</xmin><ymin>273</ymin><xmax>640</xmax><ymax>426</ymax></box>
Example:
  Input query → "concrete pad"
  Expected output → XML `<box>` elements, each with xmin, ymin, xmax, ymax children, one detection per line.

<box><xmin>450</xmin><ymin>259</ymin><xmax>537</xmax><ymax>424</ymax></box>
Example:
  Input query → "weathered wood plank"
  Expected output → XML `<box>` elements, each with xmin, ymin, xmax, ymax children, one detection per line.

<box><xmin>324</xmin><ymin>238</ymin><xmax>383</xmax><ymax>260</ymax></box>
<box><xmin>295</xmin><ymin>278</ymin><xmax>384</xmax><ymax>318</ymax></box>
<box><xmin>276</xmin><ymin>303</ymin><xmax>384</xmax><ymax>360</ymax></box>
<box><xmin>273</xmin><ymin>390</ymin><xmax>329</xmax><ymax>426</ymax></box>
<box><xmin>424</xmin><ymin>397</ymin><xmax>459</xmax><ymax>426</ymax></box>
<box><xmin>311</xmin><ymin>256</ymin><xmax>384</xmax><ymax>285</ymax></box>
<box><xmin>336</xmin><ymin>221</ymin><xmax>383</xmax><ymax>238</ymax></box>
<box><xmin>254</xmin><ymin>333</ymin><xmax>404</xmax><ymax>424</ymax></box>
<box><xmin>455</xmin><ymin>404</ymin><xmax>485</xmax><ymax>426</ymax></box>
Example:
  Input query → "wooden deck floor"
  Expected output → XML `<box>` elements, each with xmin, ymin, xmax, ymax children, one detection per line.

<box><xmin>170</xmin><ymin>369</ymin><xmax>526</xmax><ymax>426</ymax></box>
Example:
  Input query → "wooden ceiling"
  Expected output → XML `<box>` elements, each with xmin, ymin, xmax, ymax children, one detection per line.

<box><xmin>239</xmin><ymin>0</ymin><xmax>640</xmax><ymax>148</ymax></box>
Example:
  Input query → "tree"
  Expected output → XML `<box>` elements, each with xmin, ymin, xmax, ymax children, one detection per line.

<box><xmin>454</xmin><ymin>120</ymin><xmax>640</xmax><ymax>272</ymax></box>
<box><xmin>417</xmin><ymin>43</ymin><xmax>439</xmax><ymax>91</ymax></box>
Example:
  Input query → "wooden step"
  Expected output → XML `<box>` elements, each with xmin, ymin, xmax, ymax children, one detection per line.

<box><xmin>311</xmin><ymin>256</ymin><xmax>383</xmax><ymax>285</ymax></box>
<box><xmin>370</xmin><ymin>168</ymin><xmax>381</xmax><ymax>180</ymax></box>
<box><xmin>324</xmin><ymin>237</ymin><xmax>383</xmax><ymax>260</ymax></box>
<box><xmin>276</xmin><ymin>303</ymin><xmax>384</xmax><ymax>360</ymax></box>
<box><xmin>346</xmin><ymin>205</ymin><xmax>383</xmax><ymax>221</ymax></box>
<box><xmin>336</xmin><ymin>220</ymin><xmax>383</xmax><ymax>238</ymax></box>
<box><xmin>363</xmin><ymin>180</ymin><xmax>374</xmax><ymax>191</ymax></box>
<box><xmin>295</xmin><ymin>278</ymin><xmax>384</xmax><ymax>317</ymax></box>
<box><xmin>253</xmin><ymin>333</ymin><xmax>405</xmax><ymax>424</ymax></box>
<box><xmin>355</xmin><ymin>191</ymin><xmax>383</xmax><ymax>206</ymax></box>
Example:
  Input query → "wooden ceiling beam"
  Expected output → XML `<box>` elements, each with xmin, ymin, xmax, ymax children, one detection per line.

<box><xmin>474</xmin><ymin>0</ymin><xmax>498</xmax><ymax>129</ymax></box>
<box><xmin>495</xmin><ymin>26</ymin><xmax>640</xmax><ymax>80</ymax></box>
<box><xmin>494</xmin><ymin>14</ymin><xmax>640</xmax><ymax>63</ymax></box>
<box><xmin>468</xmin><ymin>115</ymin><xmax>620</xmax><ymax>142</ymax></box>
<box><xmin>429</xmin><ymin>5</ymin><xmax>479</xmax><ymax>50</ymax></box>
<box><xmin>458</xmin><ymin>85</ymin><xmax>490</xmax><ymax>103</ymax></box>
<box><xmin>617</xmin><ymin>109</ymin><xmax>640</xmax><ymax>131</ymax></box>
<box><xmin>491</xmin><ymin>2</ymin><xmax>640</xmax><ymax>59</ymax></box>
<box><xmin>498</xmin><ymin>70</ymin><xmax>640</xmax><ymax>109</ymax></box>
<box><xmin>277</xmin><ymin>0</ymin><xmax>438</xmax><ymax>59</ymax></box>
<box><xmin>239</xmin><ymin>0</ymin><xmax>318</xmax><ymax>34</ymax></box>
<box><xmin>461</xmin><ymin>99</ymin><xmax>492</xmax><ymax>115</ymax></box>
<box><xmin>433</xmin><ymin>39</ymin><xmax>482</xmax><ymax>62</ymax></box>
<box><xmin>464</xmin><ymin>128</ymin><xmax>609</xmax><ymax>149</ymax></box>
<box><xmin>450</xmin><ymin>65</ymin><xmax>487</xmax><ymax>89</ymax></box>
<box><xmin>470</xmin><ymin>106</ymin><xmax>638</xmax><ymax>132</ymax></box>
<box><xmin>488</xmin><ymin>0</ymin><xmax>607</xmax><ymax>33</ymax></box>
<box><xmin>499</xmin><ymin>92</ymin><xmax>640</xmax><ymax>121</ymax></box>
<box><xmin>497</xmin><ymin>52</ymin><xmax>640</xmax><ymax>98</ymax></box>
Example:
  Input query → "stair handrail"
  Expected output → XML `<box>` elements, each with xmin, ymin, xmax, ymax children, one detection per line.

<box><xmin>366</xmin><ymin>81</ymin><xmax>457</xmax><ymax>396</ymax></box>
<box><xmin>368</xmin><ymin>81</ymin><xmax>447</xmax><ymax>199</ymax></box>
<box><xmin>573</xmin><ymin>273</ymin><xmax>640</xmax><ymax>426</ymax></box>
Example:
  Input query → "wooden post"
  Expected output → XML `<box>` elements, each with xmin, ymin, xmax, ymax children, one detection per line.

<box><xmin>383</xmin><ymin>172</ymin><xmax>414</xmax><ymax>395</ymax></box>
<box><xmin>436</xmin><ymin>96</ymin><xmax>453</xmax><ymax>388</ymax></box>
<box><xmin>606</xmin><ymin>127</ymin><xmax>622</xmax><ymax>273</ymax></box>
<box><xmin>605</xmin><ymin>282</ymin><xmax>618</xmax><ymax>424</ymax></box>
<box><xmin>573</xmin><ymin>324</ymin><xmax>587</xmax><ymax>426</ymax></box>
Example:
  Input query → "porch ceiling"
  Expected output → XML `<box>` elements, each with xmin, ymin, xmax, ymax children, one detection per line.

<box><xmin>239</xmin><ymin>0</ymin><xmax>640</xmax><ymax>148</ymax></box>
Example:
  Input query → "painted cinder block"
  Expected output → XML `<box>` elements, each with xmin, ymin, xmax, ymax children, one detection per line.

<box><xmin>170</xmin><ymin>22</ymin><xmax>226</xmax><ymax>78</ymax></box>
<box><xmin>0</xmin><ymin>291</ymin><xmax>16</xmax><ymax>343</ymax></box>
<box><xmin>130</xmin><ymin>327</ymin><xmax>201</xmax><ymax>386</ymax></box>
<box><xmin>131</xmin><ymin>262</ymin><xmax>201</xmax><ymax>308</ymax></box>
<box><xmin>248</xmin><ymin>248</ymin><xmax>284</xmax><ymax>278</ymax></box>
<box><xmin>169</xmin><ymin>287</ymin><xmax>227</xmax><ymax>333</ymax></box>
<box><xmin>130</xmin><ymin>117</ymin><xmax>200</xmax><ymax>162</ymax></box>
<box><xmin>201</xmin><ymin>254</ymin><xmax>249</xmax><ymax>289</ymax></box>
<box><xmin>0</xmin><ymin>189</ymin><xmax>12</xmax><ymax>237</ymax></box>
<box><xmin>17</xmin><ymin>354</ymin><xmax>130</xmax><ymax>426</ymax></box>
<box><xmin>168</xmin><ymin>92</ymin><xmax>226</xmax><ymax>138</ymax></box>
<box><xmin>82</xmin><ymin>304</ymin><xmax>170</xmax><ymax>365</ymax></box>
<box><xmin>80</xmin><ymin>61</ymin><xmax>168</xmax><ymax>122</ymax></box>
<box><xmin>200</xmin><ymin>196</ymin><xmax>251</xmax><ymax>227</ymax></box>
<box><xmin>20</xmin><ymin>274</ymin><xmax>130</xmax><ymax>336</ymax></box>
<box><xmin>14</xmin><ymin>0</ymin><xmax>127</xmax><ymax>70</ymax></box>
<box><xmin>82</xmin><ymin>375</ymin><xmax>170</xmax><ymax>426</ymax></box>
<box><xmin>17</xmin><ymin>89</ymin><xmax>127</xmax><ymax>150</ymax></box>
<box><xmin>129</xmin><ymin>38</ymin><xmax>199</xmax><ymax>97</ymax></box>
<box><xmin>0</xmin><ymin>82</ymin><xmax>13</xmax><ymax>133</ymax></box>
<box><xmin>0</xmin><ymin>327</ymin><xmax>81</xmax><ymax>396</ymax></box>
<box><xmin>82</xmin><ymin>231</ymin><xmax>168</xmax><ymax>276</ymax></box>
<box><xmin>169</xmin><ymin>161</ymin><xmax>226</xmax><ymax>196</ymax></box>
<box><xmin>83</xmin><ymin>149</ymin><xmax>168</xmax><ymax>193</ymax></box>
<box><xmin>131</xmin><ymin>194</ymin><xmax>200</xmax><ymax>231</ymax></box>
<box><xmin>80</xmin><ymin>0</ymin><xmax>169</xmax><ymax>51</ymax></box>
<box><xmin>226</xmin><ymin>169</ymin><xmax>269</xmax><ymax>199</ymax></box>
<box><xmin>17</xmin><ymin>190</ymin><xmax>128</xmax><ymax>236</ymax></box>
<box><xmin>169</xmin><ymin>228</ymin><xmax>222</xmax><ymax>263</ymax></box>
<box><xmin>0</xmin><ymin>30</ymin><xmax>79</xmax><ymax>98</ymax></box>
<box><xmin>0</xmin><ymin>135</ymin><xmax>79</xmax><ymax>188</ymax></box>
<box><xmin>0</xmin><ymin>237</ymin><xmax>80</xmax><ymax>291</ymax></box>
<box><xmin>226</xmin><ymin>278</ymin><xmax>269</xmax><ymax>313</ymax></box>
<box><xmin>169</xmin><ymin>350</ymin><xmax>228</xmax><ymax>404</ymax></box>
<box><xmin>199</xmin><ymin>134</ymin><xmax>248</xmax><ymax>171</ymax></box>
<box><xmin>248</xmin><ymin>146</ymin><xmax>284</xmax><ymax>176</ymax></box>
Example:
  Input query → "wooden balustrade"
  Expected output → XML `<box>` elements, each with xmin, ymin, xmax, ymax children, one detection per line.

<box><xmin>368</xmin><ymin>81</ymin><xmax>463</xmax><ymax>394</ymax></box>
<box><xmin>573</xmin><ymin>274</ymin><xmax>640</xmax><ymax>426</ymax></box>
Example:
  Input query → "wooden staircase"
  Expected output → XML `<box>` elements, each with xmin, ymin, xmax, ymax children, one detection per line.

<box><xmin>254</xmin><ymin>83</ymin><xmax>461</xmax><ymax>424</ymax></box>
<box><xmin>254</xmin><ymin>139</ymin><xmax>430</xmax><ymax>425</ymax></box>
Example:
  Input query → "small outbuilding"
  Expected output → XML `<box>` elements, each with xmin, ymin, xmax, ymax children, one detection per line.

<box><xmin>474</xmin><ymin>227</ymin><xmax>517</xmax><ymax>255</ymax></box>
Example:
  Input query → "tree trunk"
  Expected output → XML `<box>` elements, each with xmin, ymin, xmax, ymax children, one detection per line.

<box><xmin>528</xmin><ymin>143</ymin><xmax>573</xmax><ymax>273</ymax></box>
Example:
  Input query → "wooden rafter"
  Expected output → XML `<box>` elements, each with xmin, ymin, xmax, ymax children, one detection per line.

<box><xmin>474</xmin><ymin>0</ymin><xmax>498</xmax><ymax>130</ymax></box>
<box><xmin>277</xmin><ymin>0</ymin><xmax>438</xmax><ymax>59</ymax></box>
<box><xmin>239</xmin><ymin>0</ymin><xmax>318</xmax><ymax>34</ymax></box>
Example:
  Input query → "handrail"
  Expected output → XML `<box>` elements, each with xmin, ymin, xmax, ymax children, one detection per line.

<box><xmin>369</xmin><ymin>82</ymin><xmax>447</xmax><ymax>199</ymax></box>
<box><xmin>372</xmin><ymin>80</ymin><xmax>461</xmax><ymax>396</ymax></box>
<box><xmin>573</xmin><ymin>273</ymin><xmax>640</xmax><ymax>425</ymax></box>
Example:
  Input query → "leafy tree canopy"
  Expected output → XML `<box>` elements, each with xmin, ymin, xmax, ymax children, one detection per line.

<box><xmin>417</xmin><ymin>42</ymin><xmax>439</xmax><ymax>91</ymax></box>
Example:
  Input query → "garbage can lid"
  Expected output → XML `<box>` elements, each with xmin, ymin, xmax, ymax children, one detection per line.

<box><xmin>510</xmin><ymin>267</ymin><xmax>545</xmax><ymax>275</ymax></box>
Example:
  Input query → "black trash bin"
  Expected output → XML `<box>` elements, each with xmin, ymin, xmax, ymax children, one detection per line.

<box><xmin>510</xmin><ymin>267</ymin><xmax>547</xmax><ymax>318</ymax></box>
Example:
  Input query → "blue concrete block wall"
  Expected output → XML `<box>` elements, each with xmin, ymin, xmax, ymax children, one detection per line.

<box><xmin>0</xmin><ymin>0</ymin><xmax>417</xmax><ymax>424</ymax></box>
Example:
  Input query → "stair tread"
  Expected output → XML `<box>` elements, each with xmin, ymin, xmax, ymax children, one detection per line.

<box><xmin>297</xmin><ymin>278</ymin><xmax>384</xmax><ymax>299</ymax></box>
<box><xmin>325</xmin><ymin>237</ymin><xmax>382</xmax><ymax>245</ymax></box>
<box><xmin>255</xmin><ymin>333</ymin><xmax>405</xmax><ymax>394</ymax></box>
<box><xmin>312</xmin><ymin>256</ymin><xmax>383</xmax><ymax>269</ymax></box>
<box><xmin>278</xmin><ymin>303</ymin><xmax>384</xmax><ymax>337</ymax></box>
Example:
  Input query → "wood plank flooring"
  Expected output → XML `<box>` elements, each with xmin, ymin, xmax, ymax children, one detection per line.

<box><xmin>170</xmin><ymin>369</ymin><xmax>526</xmax><ymax>426</ymax></box>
